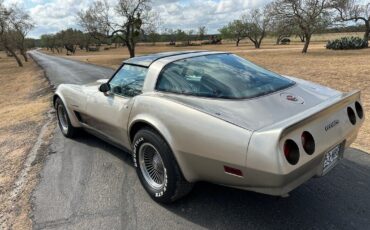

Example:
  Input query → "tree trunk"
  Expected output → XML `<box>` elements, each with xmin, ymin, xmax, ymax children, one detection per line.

<box><xmin>247</xmin><ymin>36</ymin><xmax>262</xmax><ymax>49</ymax></box>
<box><xmin>302</xmin><ymin>34</ymin><xmax>311</xmax><ymax>53</ymax></box>
<box><xmin>5</xmin><ymin>46</ymin><xmax>23</xmax><ymax>67</ymax></box>
<box><xmin>298</xmin><ymin>34</ymin><xmax>305</xmax><ymax>42</ymax></box>
<box><xmin>127</xmin><ymin>41</ymin><xmax>135</xmax><ymax>57</ymax></box>
<box><xmin>236</xmin><ymin>39</ymin><xmax>240</xmax><ymax>46</ymax></box>
<box><xmin>256</xmin><ymin>33</ymin><xmax>264</xmax><ymax>49</ymax></box>
<box><xmin>364</xmin><ymin>21</ymin><xmax>370</xmax><ymax>42</ymax></box>
<box><xmin>20</xmin><ymin>49</ymin><xmax>28</xmax><ymax>62</ymax></box>
<box><xmin>254</xmin><ymin>41</ymin><xmax>260</xmax><ymax>48</ymax></box>
<box><xmin>276</xmin><ymin>37</ymin><xmax>281</xmax><ymax>45</ymax></box>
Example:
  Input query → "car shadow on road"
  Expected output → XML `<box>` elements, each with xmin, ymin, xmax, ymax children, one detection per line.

<box><xmin>72</xmin><ymin>130</ymin><xmax>134</xmax><ymax>165</ymax></box>
<box><xmin>72</xmin><ymin>132</ymin><xmax>370</xmax><ymax>229</ymax></box>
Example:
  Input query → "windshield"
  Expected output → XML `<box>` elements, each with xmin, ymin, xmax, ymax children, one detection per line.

<box><xmin>156</xmin><ymin>54</ymin><xmax>295</xmax><ymax>99</ymax></box>
<box><xmin>109</xmin><ymin>64</ymin><xmax>148</xmax><ymax>97</ymax></box>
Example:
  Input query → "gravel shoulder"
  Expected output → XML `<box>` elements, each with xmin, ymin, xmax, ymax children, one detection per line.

<box><xmin>0</xmin><ymin>52</ymin><xmax>54</xmax><ymax>229</ymax></box>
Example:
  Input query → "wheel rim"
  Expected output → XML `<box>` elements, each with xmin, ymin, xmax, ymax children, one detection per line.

<box><xmin>57</xmin><ymin>104</ymin><xmax>68</xmax><ymax>132</ymax></box>
<box><xmin>138</xmin><ymin>143</ymin><xmax>165</xmax><ymax>190</ymax></box>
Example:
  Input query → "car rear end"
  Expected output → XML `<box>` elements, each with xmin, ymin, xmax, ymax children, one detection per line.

<box><xmin>241</xmin><ymin>90</ymin><xmax>364</xmax><ymax>196</ymax></box>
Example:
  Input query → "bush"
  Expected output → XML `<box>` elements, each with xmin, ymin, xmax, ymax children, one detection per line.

<box><xmin>326</xmin><ymin>36</ymin><xmax>368</xmax><ymax>50</ymax></box>
<box><xmin>281</xmin><ymin>38</ymin><xmax>291</xmax><ymax>45</ymax></box>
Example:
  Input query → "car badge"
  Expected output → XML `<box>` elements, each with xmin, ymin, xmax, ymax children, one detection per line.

<box><xmin>325</xmin><ymin>120</ymin><xmax>339</xmax><ymax>131</ymax></box>
<box><xmin>286</xmin><ymin>95</ymin><xmax>298</xmax><ymax>101</ymax></box>
<box><xmin>280</xmin><ymin>93</ymin><xmax>304</xmax><ymax>104</ymax></box>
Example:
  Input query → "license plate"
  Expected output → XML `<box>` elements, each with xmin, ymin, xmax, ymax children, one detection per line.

<box><xmin>323</xmin><ymin>144</ymin><xmax>341</xmax><ymax>174</ymax></box>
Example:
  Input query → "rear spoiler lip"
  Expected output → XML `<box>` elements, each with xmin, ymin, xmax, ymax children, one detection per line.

<box><xmin>256</xmin><ymin>90</ymin><xmax>361</xmax><ymax>134</ymax></box>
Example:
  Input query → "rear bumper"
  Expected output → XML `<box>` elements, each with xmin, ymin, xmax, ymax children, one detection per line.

<box><xmin>230</xmin><ymin>127</ymin><xmax>360</xmax><ymax>196</ymax></box>
<box><xmin>234</xmin><ymin>141</ymin><xmax>347</xmax><ymax>196</ymax></box>
<box><xmin>180</xmin><ymin>132</ymin><xmax>358</xmax><ymax>196</ymax></box>
<box><xmin>232</xmin><ymin>156</ymin><xmax>323</xmax><ymax>196</ymax></box>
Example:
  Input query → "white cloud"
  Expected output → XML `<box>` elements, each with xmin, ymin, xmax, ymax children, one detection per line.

<box><xmin>153</xmin><ymin>0</ymin><xmax>270</xmax><ymax>33</ymax></box>
<box><xmin>25</xmin><ymin>0</ymin><xmax>272</xmax><ymax>38</ymax></box>
<box><xmin>3</xmin><ymin>0</ymin><xmax>23</xmax><ymax>6</ymax></box>
<box><xmin>28</xmin><ymin>0</ymin><xmax>91</xmax><ymax>37</ymax></box>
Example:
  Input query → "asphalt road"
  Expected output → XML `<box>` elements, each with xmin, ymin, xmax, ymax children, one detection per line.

<box><xmin>29</xmin><ymin>51</ymin><xmax>370</xmax><ymax>230</ymax></box>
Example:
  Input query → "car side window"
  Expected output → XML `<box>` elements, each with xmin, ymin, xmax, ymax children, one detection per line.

<box><xmin>109</xmin><ymin>65</ymin><xmax>148</xmax><ymax>97</ymax></box>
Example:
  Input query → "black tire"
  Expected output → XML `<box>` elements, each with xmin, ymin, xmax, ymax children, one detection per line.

<box><xmin>133</xmin><ymin>128</ymin><xmax>193</xmax><ymax>203</ymax></box>
<box><xmin>55</xmin><ymin>97</ymin><xmax>78</xmax><ymax>138</ymax></box>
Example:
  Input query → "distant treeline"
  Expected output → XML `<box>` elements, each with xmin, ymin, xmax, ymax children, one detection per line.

<box><xmin>30</xmin><ymin>25</ymin><xmax>365</xmax><ymax>51</ymax></box>
<box><xmin>323</xmin><ymin>25</ymin><xmax>367</xmax><ymax>33</ymax></box>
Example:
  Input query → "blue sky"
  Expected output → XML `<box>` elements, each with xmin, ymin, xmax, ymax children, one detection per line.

<box><xmin>4</xmin><ymin>0</ymin><xmax>270</xmax><ymax>38</ymax></box>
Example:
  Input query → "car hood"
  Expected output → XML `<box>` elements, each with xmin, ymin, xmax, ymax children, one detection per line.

<box><xmin>159</xmin><ymin>76</ymin><xmax>342</xmax><ymax>131</ymax></box>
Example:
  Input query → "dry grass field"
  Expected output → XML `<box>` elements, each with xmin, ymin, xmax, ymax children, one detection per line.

<box><xmin>0</xmin><ymin>52</ymin><xmax>53</xmax><ymax>229</ymax></box>
<box><xmin>43</xmin><ymin>34</ymin><xmax>370</xmax><ymax>153</ymax></box>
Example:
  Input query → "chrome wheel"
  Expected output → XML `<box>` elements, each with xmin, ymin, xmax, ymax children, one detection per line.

<box><xmin>57</xmin><ymin>104</ymin><xmax>68</xmax><ymax>132</ymax></box>
<box><xmin>138</xmin><ymin>143</ymin><xmax>165</xmax><ymax>190</ymax></box>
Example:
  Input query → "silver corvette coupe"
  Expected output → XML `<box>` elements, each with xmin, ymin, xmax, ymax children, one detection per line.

<box><xmin>54</xmin><ymin>51</ymin><xmax>364</xmax><ymax>203</ymax></box>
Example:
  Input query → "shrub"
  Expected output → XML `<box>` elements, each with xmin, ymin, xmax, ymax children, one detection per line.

<box><xmin>326</xmin><ymin>36</ymin><xmax>368</xmax><ymax>50</ymax></box>
<box><xmin>281</xmin><ymin>38</ymin><xmax>291</xmax><ymax>45</ymax></box>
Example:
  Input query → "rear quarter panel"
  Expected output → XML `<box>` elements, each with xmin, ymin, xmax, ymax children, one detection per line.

<box><xmin>129</xmin><ymin>94</ymin><xmax>253</xmax><ymax>183</ymax></box>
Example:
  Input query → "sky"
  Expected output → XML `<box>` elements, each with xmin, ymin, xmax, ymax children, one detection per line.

<box><xmin>3</xmin><ymin>0</ymin><xmax>271</xmax><ymax>38</ymax></box>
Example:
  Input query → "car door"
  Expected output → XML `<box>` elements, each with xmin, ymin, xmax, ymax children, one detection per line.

<box><xmin>85</xmin><ymin>64</ymin><xmax>149</xmax><ymax>148</ymax></box>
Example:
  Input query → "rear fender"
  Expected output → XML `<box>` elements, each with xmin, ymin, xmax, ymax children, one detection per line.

<box><xmin>128</xmin><ymin>113</ymin><xmax>198</xmax><ymax>180</ymax></box>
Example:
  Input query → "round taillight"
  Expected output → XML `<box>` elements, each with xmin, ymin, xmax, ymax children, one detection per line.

<box><xmin>301</xmin><ymin>131</ymin><xmax>315</xmax><ymax>155</ymax></box>
<box><xmin>355</xmin><ymin>101</ymin><xmax>363</xmax><ymax>119</ymax></box>
<box><xmin>283</xmin><ymin>139</ymin><xmax>300</xmax><ymax>165</ymax></box>
<box><xmin>347</xmin><ymin>107</ymin><xmax>356</xmax><ymax>125</ymax></box>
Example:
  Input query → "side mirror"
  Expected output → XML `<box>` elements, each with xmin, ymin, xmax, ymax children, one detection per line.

<box><xmin>99</xmin><ymin>83</ymin><xmax>110</xmax><ymax>93</ymax></box>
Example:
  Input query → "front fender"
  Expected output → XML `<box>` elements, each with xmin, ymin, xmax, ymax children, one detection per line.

<box><xmin>54</xmin><ymin>85</ymin><xmax>83</xmax><ymax>128</ymax></box>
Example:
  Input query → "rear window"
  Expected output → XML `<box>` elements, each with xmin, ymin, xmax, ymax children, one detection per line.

<box><xmin>155</xmin><ymin>54</ymin><xmax>294</xmax><ymax>99</ymax></box>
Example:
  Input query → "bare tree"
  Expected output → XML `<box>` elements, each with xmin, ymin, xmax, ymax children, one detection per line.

<box><xmin>242</xmin><ymin>7</ymin><xmax>270</xmax><ymax>48</ymax></box>
<box><xmin>269</xmin><ymin>6</ymin><xmax>307</xmax><ymax>44</ymax></box>
<box><xmin>198</xmin><ymin>26</ymin><xmax>207</xmax><ymax>41</ymax></box>
<box><xmin>271</xmin><ymin>0</ymin><xmax>331</xmax><ymax>53</ymax></box>
<box><xmin>146</xmin><ymin>28</ymin><xmax>159</xmax><ymax>45</ymax></box>
<box><xmin>219</xmin><ymin>20</ymin><xmax>246</xmax><ymax>46</ymax></box>
<box><xmin>0</xmin><ymin>1</ymin><xmax>23</xmax><ymax>66</ymax></box>
<box><xmin>270</xmin><ymin>16</ymin><xmax>293</xmax><ymax>44</ymax></box>
<box><xmin>78</xmin><ymin>0</ymin><xmax>155</xmax><ymax>57</ymax></box>
<box><xmin>9</xmin><ymin>6</ymin><xmax>33</xmax><ymax>62</ymax></box>
<box><xmin>145</xmin><ymin>12</ymin><xmax>161</xmax><ymax>45</ymax></box>
<box><xmin>187</xmin><ymin>29</ymin><xmax>194</xmax><ymax>45</ymax></box>
<box><xmin>174</xmin><ymin>29</ymin><xmax>187</xmax><ymax>44</ymax></box>
<box><xmin>331</xmin><ymin>0</ymin><xmax>370</xmax><ymax>41</ymax></box>
<box><xmin>55</xmin><ymin>28</ymin><xmax>85</xmax><ymax>55</ymax></box>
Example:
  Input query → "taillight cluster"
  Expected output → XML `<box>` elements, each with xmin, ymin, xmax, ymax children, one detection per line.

<box><xmin>283</xmin><ymin>131</ymin><xmax>315</xmax><ymax>165</ymax></box>
<box><xmin>301</xmin><ymin>131</ymin><xmax>315</xmax><ymax>155</ymax></box>
<box><xmin>355</xmin><ymin>101</ymin><xmax>363</xmax><ymax>119</ymax></box>
<box><xmin>283</xmin><ymin>139</ymin><xmax>300</xmax><ymax>165</ymax></box>
<box><xmin>284</xmin><ymin>101</ymin><xmax>363</xmax><ymax>165</ymax></box>
<box><xmin>347</xmin><ymin>101</ymin><xmax>364</xmax><ymax>125</ymax></box>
